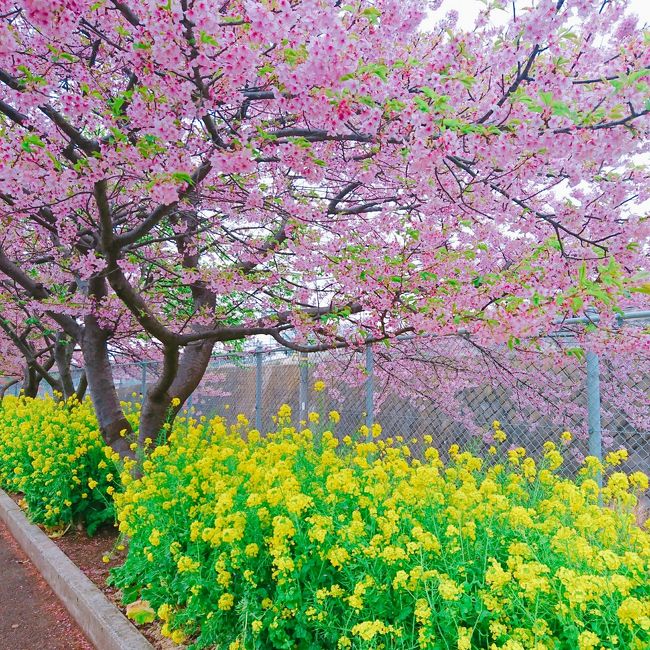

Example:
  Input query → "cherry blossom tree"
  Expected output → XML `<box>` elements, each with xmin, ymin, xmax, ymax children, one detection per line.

<box><xmin>0</xmin><ymin>0</ymin><xmax>648</xmax><ymax>447</ymax></box>
<box><xmin>0</xmin><ymin>277</ymin><xmax>90</xmax><ymax>397</ymax></box>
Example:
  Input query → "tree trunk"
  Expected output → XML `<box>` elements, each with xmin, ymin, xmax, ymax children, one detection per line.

<box><xmin>54</xmin><ymin>333</ymin><xmax>76</xmax><ymax>399</ymax></box>
<box><xmin>138</xmin><ymin>344</ymin><xmax>178</xmax><ymax>444</ymax></box>
<box><xmin>0</xmin><ymin>378</ymin><xmax>19</xmax><ymax>399</ymax></box>
<box><xmin>138</xmin><ymin>340</ymin><xmax>214</xmax><ymax>443</ymax></box>
<box><xmin>81</xmin><ymin>315</ymin><xmax>133</xmax><ymax>457</ymax></box>
<box><xmin>29</xmin><ymin>355</ymin><xmax>62</xmax><ymax>398</ymax></box>
<box><xmin>138</xmin><ymin>397</ymin><xmax>171</xmax><ymax>445</ymax></box>
<box><xmin>21</xmin><ymin>364</ymin><xmax>41</xmax><ymax>398</ymax></box>
<box><xmin>169</xmin><ymin>339</ymin><xmax>215</xmax><ymax>406</ymax></box>
<box><xmin>75</xmin><ymin>370</ymin><xmax>88</xmax><ymax>401</ymax></box>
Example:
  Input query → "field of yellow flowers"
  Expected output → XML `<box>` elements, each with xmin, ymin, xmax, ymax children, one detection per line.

<box><xmin>0</xmin><ymin>395</ymin><xmax>131</xmax><ymax>533</ymax></box>
<box><xmin>1</xmin><ymin>396</ymin><xmax>649</xmax><ymax>649</ymax></box>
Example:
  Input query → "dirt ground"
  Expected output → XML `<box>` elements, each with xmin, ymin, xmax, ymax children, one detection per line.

<box><xmin>54</xmin><ymin>525</ymin><xmax>173</xmax><ymax>650</ymax></box>
<box><xmin>0</xmin><ymin>520</ymin><xmax>94</xmax><ymax>650</ymax></box>
<box><xmin>54</xmin><ymin>524</ymin><xmax>122</xmax><ymax>596</ymax></box>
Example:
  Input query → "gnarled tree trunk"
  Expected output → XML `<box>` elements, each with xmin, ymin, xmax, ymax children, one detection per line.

<box><xmin>21</xmin><ymin>364</ymin><xmax>41</xmax><ymax>398</ymax></box>
<box><xmin>54</xmin><ymin>333</ymin><xmax>76</xmax><ymax>400</ymax></box>
<box><xmin>0</xmin><ymin>378</ymin><xmax>19</xmax><ymax>399</ymax></box>
<box><xmin>75</xmin><ymin>370</ymin><xmax>88</xmax><ymax>401</ymax></box>
<box><xmin>138</xmin><ymin>339</ymin><xmax>214</xmax><ymax>443</ymax></box>
<box><xmin>81</xmin><ymin>315</ymin><xmax>133</xmax><ymax>457</ymax></box>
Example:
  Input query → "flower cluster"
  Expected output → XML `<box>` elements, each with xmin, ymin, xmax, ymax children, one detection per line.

<box><xmin>111</xmin><ymin>407</ymin><xmax>650</xmax><ymax>649</ymax></box>
<box><xmin>0</xmin><ymin>395</ymin><xmax>126</xmax><ymax>533</ymax></box>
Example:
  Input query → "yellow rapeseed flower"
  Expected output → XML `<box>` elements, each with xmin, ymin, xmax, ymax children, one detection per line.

<box><xmin>218</xmin><ymin>593</ymin><xmax>235</xmax><ymax>611</ymax></box>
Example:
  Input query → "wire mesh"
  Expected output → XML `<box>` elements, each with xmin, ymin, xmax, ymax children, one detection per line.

<box><xmin>123</xmin><ymin>336</ymin><xmax>646</xmax><ymax>478</ymax></box>
<box><xmin>1</xmin><ymin>319</ymin><xmax>647</xmax><ymax>479</ymax></box>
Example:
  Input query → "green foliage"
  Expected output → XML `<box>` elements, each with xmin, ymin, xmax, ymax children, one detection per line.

<box><xmin>109</xmin><ymin>409</ymin><xmax>650</xmax><ymax>649</ymax></box>
<box><xmin>0</xmin><ymin>395</ymin><xmax>129</xmax><ymax>534</ymax></box>
<box><xmin>21</xmin><ymin>134</ymin><xmax>46</xmax><ymax>152</ymax></box>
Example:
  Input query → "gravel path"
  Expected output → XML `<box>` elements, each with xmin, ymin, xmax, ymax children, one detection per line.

<box><xmin>0</xmin><ymin>520</ymin><xmax>94</xmax><ymax>650</ymax></box>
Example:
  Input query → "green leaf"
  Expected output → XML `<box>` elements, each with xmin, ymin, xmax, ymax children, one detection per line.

<box><xmin>384</xmin><ymin>98</ymin><xmax>406</xmax><ymax>112</ymax></box>
<box><xmin>288</xmin><ymin>136</ymin><xmax>312</xmax><ymax>149</ymax></box>
<box><xmin>108</xmin><ymin>93</ymin><xmax>130</xmax><ymax>118</ymax></box>
<box><xmin>420</xmin><ymin>86</ymin><xmax>438</xmax><ymax>100</ymax></box>
<box><xmin>357</xmin><ymin>95</ymin><xmax>376</xmax><ymax>108</ymax></box>
<box><xmin>283</xmin><ymin>45</ymin><xmax>308</xmax><ymax>66</ymax></box>
<box><xmin>414</xmin><ymin>96</ymin><xmax>430</xmax><ymax>113</ymax></box>
<box><xmin>538</xmin><ymin>91</ymin><xmax>554</xmax><ymax>106</ymax></box>
<box><xmin>566</xmin><ymin>347</ymin><xmax>585</xmax><ymax>361</ymax></box>
<box><xmin>513</xmin><ymin>93</ymin><xmax>543</xmax><ymax>113</ymax></box>
<box><xmin>628</xmin><ymin>68</ymin><xmax>650</xmax><ymax>83</ymax></box>
<box><xmin>220</xmin><ymin>15</ymin><xmax>245</xmax><ymax>24</ymax></box>
<box><xmin>199</xmin><ymin>31</ymin><xmax>219</xmax><ymax>46</ymax></box>
<box><xmin>360</xmin><ymin>63</ymin><xmax>388</xmax><ymax>82</ymax></box>
<box><xmin>550</xmin><ymin>101</ymin><xmax>573</xmax><ymax>119</ymax></box>
<box><xmin>257</xmin><ymin>127</ymin><xmax>278</xmax><ymax>141</ymax></box>
<box><xmin>126</xmin><ymin>600</ymin><xmax>155</xmax><ymax>625</ymax></box>
<box><xmin>45</xmin><ymin>150</ymin><xmax>63</xmax><ymax>171</ymax></box>
<box><xmin>631</xmin><ymin>282</ymin><xmax>650</xmax><ymax>295</ymax></box>
<box><xmin>507</xmin><ymin>335</ymin><xmax>519</xmax><ymax>350</ymax></box>
<box><xmin>171</xmin><ymin>172</ymin><xmax>194</xmax><ymax>185</ymax></box>
<box><xmin>609</xmin><ymin>78</ymin><xmax>624</xmax><ymax>92</ymax></box>
<box><xmin>17</xmin><ymin>65</ymin><xmax>46</xmax><ymax>86</ymax></box>
<box><xmin>21</xmin><ymin>135</ymin><xmax>46</xmax><ymax>152</ymax></box>
<box><xmin>457</xmin><ymin>72</ymin><xmax>475</xmax><ymax>89</ymax></box>
<box><xmin>577</xmin><ymin>262</ymin><xmax>587</xmax><ymax>287</ymax></box>
<box><xmin>362</xmin><ymin>7</ymin><xmax>381</xmax><ymax>24</ymax></box>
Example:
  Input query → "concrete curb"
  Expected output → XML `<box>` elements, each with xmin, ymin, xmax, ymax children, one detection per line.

<box><xmin>0</xmin><ymin>489</ymin><xmax>153</xmax><ymax>650</ymax></box>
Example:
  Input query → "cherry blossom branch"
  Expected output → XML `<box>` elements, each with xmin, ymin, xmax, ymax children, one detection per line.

<box><xmin>0</xmin><ymin>248</ymin><xmax>81</xmax><ymax>339</ymax></box>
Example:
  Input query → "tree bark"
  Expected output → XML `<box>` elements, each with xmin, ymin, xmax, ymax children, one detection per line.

<box><xmin>137</xmin><ymin>339</ymin><xmax>214</xmax><ymax>443</ymax></box>
<box><xmin>75</xmin><ymin>370</ymin><xmax>88</xmax><ymax>401</ymax></box>
<box><xmin>136</xmin><ymin>213</ymin><xmax>218</xmax><ymax>443</ymax></box>
<box><xmin>21</xmin><ymin>364</ymin><xmax>41</xmax><ymax>397</ymax></box>
<box><xmin>138</xmin><ymin>344</ymin><xmax>178</xmax><ymax>444</ymax></box>
<box><xmin>169</xmin><ymin>339</ymin><xmax>215</xmax><ymax>405</ymax></box>
<box><xmin>54</xmin><ymin>333</ymin><xmax>76</xmax><ymax>399</ymax></box>
<box><xmin>0</xmin><ymin>378</ymin><xmax>19</xmax><ymax>399</ymax></box>
<box><xmin>81</xmin><ymin>314</ymin><xmax>133</xmax><ymax>457</ymax></box>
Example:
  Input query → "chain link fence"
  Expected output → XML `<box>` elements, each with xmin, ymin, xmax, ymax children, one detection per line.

<box><xmin>104</xmin><ymin>325</ymin><xmax>649</xmax><ymax>480</ymax></box>
<box><xmin>2</xmin><ymin>314</ymin><xmax>649</xmax><ymax>482</ymax></box>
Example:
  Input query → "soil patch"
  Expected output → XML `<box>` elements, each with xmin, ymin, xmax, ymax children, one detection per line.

<box><xmin>51</xmin><ymin>524</ymin><xmax>172</xmax><ymax>649</ymax></box>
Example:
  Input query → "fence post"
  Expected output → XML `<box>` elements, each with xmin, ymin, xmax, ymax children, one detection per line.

<box><xmin>299</xmin><ymin>352</ymin><xmax>308</xmax><ymax>422</ymax></box>
<box><xmin>255</xmin><ymin>346</ymin><xmax>263</xmax><ymax>432</ymax></box>
<box><xmin>365</xmin><ymin>342</ymin><xmax>374</xmax><ymax>431</ymax></box>
<box><xmin>586</xmin><ymin>349</ymin><xmax>602</xmax><ymax>489</ymax></box>
<box><xmin>140</xmin><ymin>361</ymin><xmax>148</xmax><ymax>400</ymax></box>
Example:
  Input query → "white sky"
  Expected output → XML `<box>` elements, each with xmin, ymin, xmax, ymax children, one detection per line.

<box><xmin>427</xmin><ymin>0</ymin><xmax>650</xmax><ymax>30</ymax></box>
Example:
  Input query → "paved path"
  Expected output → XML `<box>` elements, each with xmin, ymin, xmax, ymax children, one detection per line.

<box><xmin>0</xmin><ymin>519</ymin><xmax>93</xmax><ymax>650</ymax></box>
